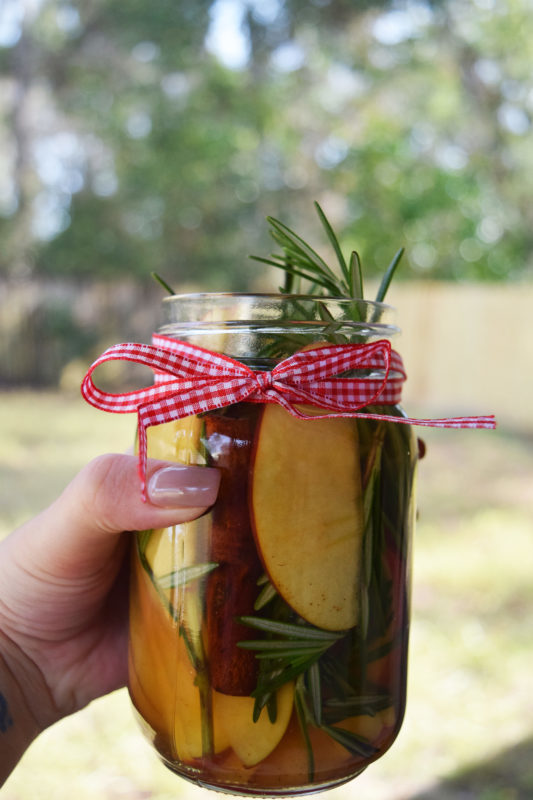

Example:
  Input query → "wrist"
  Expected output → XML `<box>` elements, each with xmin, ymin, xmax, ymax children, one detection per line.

<box><xmin>0</xmin><ymin>631</ymin><xmax>53</xmax><ymax>786</ymax></box>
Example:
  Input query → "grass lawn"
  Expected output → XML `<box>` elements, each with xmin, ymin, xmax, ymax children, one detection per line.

<box><xmin>1</xmin><ymin>390</ymin><xmax>532</xmax><ymax>800</ymax></box>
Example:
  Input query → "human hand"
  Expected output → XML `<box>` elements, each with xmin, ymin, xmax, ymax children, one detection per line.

<box><xmin>0</xmin><ymin>453</ymin><xmax>220</xmax><ymax>783</ymax></box>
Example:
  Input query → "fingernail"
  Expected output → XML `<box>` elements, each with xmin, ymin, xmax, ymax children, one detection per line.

<box><xmin>147</xmin><ymin>465</ymin><xmax>221</xmax><ymax>509</ymax></box>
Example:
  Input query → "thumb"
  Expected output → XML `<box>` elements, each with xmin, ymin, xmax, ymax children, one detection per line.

<box><xmin>15</xmin><ymin>454</ymin><xmax>221</xmax><ymax>578</ymax></box>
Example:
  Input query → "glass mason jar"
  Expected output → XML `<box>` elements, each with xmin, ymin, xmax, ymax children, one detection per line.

<box><xmin>128</xmin><ymin>293</ymin><xmax>418</xmax><ymax>796</ymax></box>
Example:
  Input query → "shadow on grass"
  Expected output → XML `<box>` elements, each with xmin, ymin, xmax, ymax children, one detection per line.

<box><xmin>412</xmin><ymin>734</ymin><xmax>533</xmax><ymax>800</ymax></box>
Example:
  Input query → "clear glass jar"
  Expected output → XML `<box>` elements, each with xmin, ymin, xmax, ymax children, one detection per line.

<box><xmin>128</xmin><ymin>293</ymin><xmax>418</xmax><ymax>796</ymax></box>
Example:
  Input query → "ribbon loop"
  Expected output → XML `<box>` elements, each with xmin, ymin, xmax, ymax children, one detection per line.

<box><xmin>81</xmin><ymin>335</ymin><xmax>496</xmax><ymax>499</ymax></box>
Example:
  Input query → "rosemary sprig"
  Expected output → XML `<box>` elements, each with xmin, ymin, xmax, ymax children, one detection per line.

<box><xmin>253</xmin><ymin>575</ymin><xmax>278</xmax><ymax>610</ymax></box>
<box><xmin>349</xmin><ymin>250</ymin><xmax>364</xmax><ymax>299</ymax></box>
<box><xmin>151</xmin><ymin>271</ymin><xmax>176</xmax><ymax>295</ymax></box>
<box><xmin>157</xmin><ymin>562</ymin><xmax>218</xmax><ymax>590</ymax></box>
<box><xmin>323</xmin><ymin>692</ymin><xmax>392</xmax><ymax>721</ymax></box>
<box><xmin>293</xmin><ymin>666</ymin><xmax>383</xmax><ymax>781</ymax></box>
<box><xmin>250</xmin><ymin>201</ymin><xmax>404</xmax><ymax>305</ymax></box>
<box><xmin>136</xmin><ymin>534</ymin><xmax>217</xmax><ymax>619</ymax></box>
<box><xmin>238</xmin><ymin>616</ymin><xmax>345</xmax><ymax>641</ymax></box>
<box><xmin>375</xmin><ymin>248</ymin><xmax>404</xmax><ymax>303</ymax></box>
<box><xmin>237</xmin><ymin>614</ymin><xmax>345</xmax><ymax>721</ymax></box>
<box><xmin>314</xmin><ymin>201</ymin><xmax>350</xmax><ymax>285</ymax></box>
<box><xmin>320</xmin><ymin>725</ymin><xmax>380</xmax><ymax>759</ymax></box>
<box><xmin>307</xmin><ymin>661</ymin><xmax>323</xmax><ymax>726</ymax></box>
<box><xmin>294</xmin><ymin>676</ymin><xmax>315</xmax><ymax>781</ymax></box>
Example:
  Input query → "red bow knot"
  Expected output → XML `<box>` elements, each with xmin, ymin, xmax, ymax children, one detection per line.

<box><xmin>255</xmin><ymin>370</ymin><xmax>274</xmax><ymax>395</ymax></box>
<box><xmin>81</xmin><ymin>334</ymin><xmax>496</xmax><ymax>499</ymax></box>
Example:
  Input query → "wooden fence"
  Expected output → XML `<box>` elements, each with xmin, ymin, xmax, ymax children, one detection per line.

<box><xmin>0</xmin><ymin>278</ymin><xmax>161</xmax><ymax>388</ymax></box>
<box><xmin>388</xmin><ymin>281</ymin><xmax>532</xmax><ymax>432</ymax></box>
<box><xmin>1</xmin><ymin>278</ymin><xmax>531</xmax><ymax>431</ymax></box>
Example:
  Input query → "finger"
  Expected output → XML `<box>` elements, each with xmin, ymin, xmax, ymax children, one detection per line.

<box><xmin>13</xmin><ymin>454</ymin><xmax>220</xmax><ymax>576</ymax></box>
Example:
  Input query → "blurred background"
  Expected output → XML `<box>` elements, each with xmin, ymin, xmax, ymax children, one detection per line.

<box><xmin>0</xmin><ymin>0</ymin><xmax>532</xmax><ymax>798</ymax></box>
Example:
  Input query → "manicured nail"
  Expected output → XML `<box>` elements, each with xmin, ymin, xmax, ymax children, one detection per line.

<box><xmin>147</xmin><ymin>465</ymin><xmax>221</xmax><ymax>508</ymax></box>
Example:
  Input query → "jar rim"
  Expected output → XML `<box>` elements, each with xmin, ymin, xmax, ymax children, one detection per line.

<box><xmin>162</xmin><ymin>291</ymin><xmax>395</xmax><ymax>312</ymax></box>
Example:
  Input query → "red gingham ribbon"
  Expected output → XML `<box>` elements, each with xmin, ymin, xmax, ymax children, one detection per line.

<box><xmin>81</xmin><ymin>334</ymin><xmax>496</xmax><ymax>499</ymax></box>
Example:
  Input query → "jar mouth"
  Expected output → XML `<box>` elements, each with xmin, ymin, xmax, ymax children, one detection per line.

<box><xmin>163</xmin><ymin>291</ymin><xmax>394</xmax><ymax>313</ymax></box>
<box><xmin>159</xmin><ymin>292</ymin><xmax>399</xmax><ymax>360</ymax></box>
<box><xmin>162</xmin><ymin>292</ymin><xmax>397</xmax><ymax>327</ymax></box>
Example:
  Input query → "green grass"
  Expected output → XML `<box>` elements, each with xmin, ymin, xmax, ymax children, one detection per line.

<box><xmin>0</xmin><ymin>391</ymin><xmax>133</xmax><ymax>537</ymax></box>
<box><xmin>1</xmin><ymin>392</ymin><xmax>532</xmax><ymax>799</ymax></box>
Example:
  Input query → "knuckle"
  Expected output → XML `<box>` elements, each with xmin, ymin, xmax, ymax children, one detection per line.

<box><xmin>75</xmin><ymin>454</ymin><xmax>130</xmax><ymax>532</ymax></box>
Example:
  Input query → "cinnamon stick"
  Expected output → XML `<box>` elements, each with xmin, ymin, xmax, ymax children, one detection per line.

<box><xmin>204</xmin><ymin>406</ymin><xmax>263</xmax><ymax>696</ymax></box>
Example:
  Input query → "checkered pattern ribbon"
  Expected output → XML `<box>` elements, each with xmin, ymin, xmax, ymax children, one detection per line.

<box><xmin>81</xmin><ymin>334</ymin><xmax>496</xmax><ymax>498</ymax></box>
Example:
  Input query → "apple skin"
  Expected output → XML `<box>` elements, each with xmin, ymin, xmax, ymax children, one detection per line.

<box><xmin>249</xmin><ymin>403</ymin><xmax>364</xmax><ymax>631</ymax></box>
<box><xmin>214</xmin><ymin>681</ymin><xmax>295</xmax><ymax>767</ymax></box>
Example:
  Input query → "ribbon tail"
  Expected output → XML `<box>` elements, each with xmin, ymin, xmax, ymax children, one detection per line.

<box><xmin>345</xmin><ymin>412</ymin><xmax>497</xmax><ymax>429</ymax></box>
<box><xmin>275</xmin><ymin>402</ymin><xmax>497</xmax><ymax>431</ymax></box>
<box><xmin>400</xmin><ymin>414</ymin><xmax>497</xmax><ymax>430</ymax></box>
<box><xmin>137</xmin><ymin>411</ymin><xmax>149</xmax><ymax>502</ymax></box>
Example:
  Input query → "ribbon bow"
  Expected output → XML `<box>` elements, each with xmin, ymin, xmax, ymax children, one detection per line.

<box><xmin>81</xmin><ymin>334</ymin><xmax>496</xmax><ymax>498</ymax></box>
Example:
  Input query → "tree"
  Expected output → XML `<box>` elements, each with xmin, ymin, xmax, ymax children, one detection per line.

<box><xmin>0</xmin><ymin>0</ymin><xmax>531</xmax><ymax>291</ymax></box>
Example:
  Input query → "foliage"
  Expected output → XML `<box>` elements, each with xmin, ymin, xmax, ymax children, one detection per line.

<box><xmin>0</xmin><ymin>0</ymin><xmax>531</xmax><ymax>289</ymax></box>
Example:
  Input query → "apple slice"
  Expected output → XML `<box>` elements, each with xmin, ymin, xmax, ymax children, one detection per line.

<box><xmin>250</xmin><ymin>404</ymin><xmax>364</xmax><ymax>631</ymax></box>
<box><xmin>172</xmin><ymin>632</ymin><xmax>232</xmax><ymax>761</ymax></box>
<box><xmin>129</xmin><ymin>554</ymin><xmax>231</xmax><ymax>761</ymax></box>
<box><xmin>128</xmin><ymin>554</ymin><xmax>177</xmax><ymax>744</ymax></box>
<box><xmin>214</xmin><ymin>681</ymin><xmax>294</xmax><ymax>767</ymax></box>
<box><xmin>142</xmin><ymin>414</ymin><xmax>212</xmax><ymax>642</ymax></box>
<box><xmin>146</xmin><ymin>414</ymin><xmax>206</xmax><ymax>464</ymax></box>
